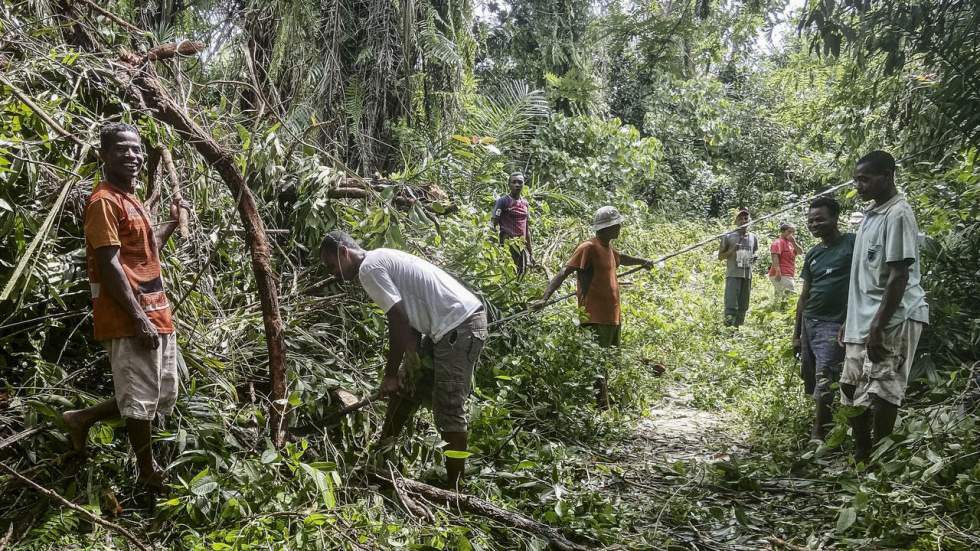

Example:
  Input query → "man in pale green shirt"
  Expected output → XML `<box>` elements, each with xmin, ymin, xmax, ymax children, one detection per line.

<box><xmin>840</xmin><ymin>150</ymin><xmax>929</xmax><ymax>463</ymax></box>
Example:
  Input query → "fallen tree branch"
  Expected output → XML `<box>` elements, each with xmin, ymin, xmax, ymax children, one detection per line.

<box><xmin>160</xmin><ymin>148</ymin><xmax>190</xmax><ymax>238</ymax></box>
<box><xmin>767</xmin><ymin>536</ymin><xmax>812</xmax><ymax>551</ymax></box>
<box><xmin>379</xmin><ymin>475</ymin><xmax>592</xmax><ymax>551</ymax></box>
<box><xmin>0</xmin><ymin>74</ymin><xmax>86</xmax><ymax>148</ymax></box>
<box><xmin>77</xmin><ymin>0</ymin><xmax>149</xmax><ymax>36</ymax></box>
<box><xmin>0</xmin><ymin>463</ymin><xmax>151</xmax><ymax>551</ymax></box>
<box><xmin>389</xmin><ymin>464</ymin><xmax>434</xmax><ymax>522</ymax></box>
<box><xmin>0</xmin><ymin>426</ymin><xmax>45</xmax><ymax>451</ymax></box>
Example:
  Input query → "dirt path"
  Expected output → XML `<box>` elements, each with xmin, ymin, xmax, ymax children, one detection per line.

<box><xmin>595</xmin><ymin>384</ymin><xmax>828</xmax><ymax>550</ymax></box>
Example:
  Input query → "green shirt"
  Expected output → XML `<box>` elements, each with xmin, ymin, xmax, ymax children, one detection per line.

<box><xmin>801</xmin><ymin>233</ymin><xmax>856</xmax><ymax>323</ymax></box>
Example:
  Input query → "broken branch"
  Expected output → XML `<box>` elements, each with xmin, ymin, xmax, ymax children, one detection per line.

<box><xmin>379</xmin><ymin>475</ymin><xmax>591</xmax><ymax>551</ymax></box>
<box><xmin>0</xmin><ymin>74</ymin><xmax>87</xmax><ymax>148</ymax></box>
<box><xmin>78</xmin><ymin>0</ymin><xmax>149</xmax><ymax>36</ymax></box>
<box><xmin>0</xmin><ymin>463</ymin><xmax>151</xmax><ymax>551</ymax></box>
<box><xmin>160</xmin><ymin>148</ymin><xmax>190</xmax><ymax>238</ymax></box>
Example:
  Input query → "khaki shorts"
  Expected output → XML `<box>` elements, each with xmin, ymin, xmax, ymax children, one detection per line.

<box><xmin>109</xmin><ymin>332</ymin><xmax>181</xmax><ymax>420</ymax></box>
<box><xmin>841</xmin><ymin>320</ymin><xmax>923</xmax><ymax>407</ymax></box>
<box><xmin>769</xmin><ymin>275</ymin><xmax>795</xmax><ymax>298</ymax></box>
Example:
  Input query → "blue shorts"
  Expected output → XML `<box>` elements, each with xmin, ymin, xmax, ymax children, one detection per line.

<box><xmin>801</xmin><ymin>319</ymin><xmax>844</xmax><ymax>401</ymax></box>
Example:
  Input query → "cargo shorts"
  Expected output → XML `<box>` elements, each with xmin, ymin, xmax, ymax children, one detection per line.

<box><xmin>109</xmin><ymin>332</ymin><xmax>181</xmax><ymax>420</ymax></box>
<box><xmin>412</xmin><ymin>310</ymin><xmax>488</xmax><ymax>433</ymax></box>
<box><xmin>841</xmin><ymin>320</ymin><xmax>923</xmax><ymax>408</ymax></box>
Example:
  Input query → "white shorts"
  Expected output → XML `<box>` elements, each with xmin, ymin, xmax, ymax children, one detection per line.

<box><xmin>841</xmin><ymin>320</ymin><xmax>923</xmax><ymax>407</ymax></box>
<box><xmin>769</xmin><ymin>275</ymin><xmax>795</xmax><ymax>295</ymax></box>
<box><xmin>109</xmin><ymin>332</ymin><xmax>181</xmax><ymax>420</ymax></box>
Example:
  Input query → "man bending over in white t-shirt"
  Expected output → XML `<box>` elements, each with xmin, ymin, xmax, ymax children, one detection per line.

<box><xmin>319</xmin><ymin>231</ymin><xmax>488</xmax><ymax>488</ymax></box>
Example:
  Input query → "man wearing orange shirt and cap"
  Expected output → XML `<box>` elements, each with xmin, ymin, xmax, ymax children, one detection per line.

<box><xmin>535</xmin><ymin>206</ymin><xmax>653</xmax><ymax>406</ymax></box>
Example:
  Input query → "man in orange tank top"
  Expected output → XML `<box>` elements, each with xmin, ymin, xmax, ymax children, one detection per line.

<box><xmin>61</xmin><ymin>123</ymin><xmax>191</xmax><ymax>492</ymax></box>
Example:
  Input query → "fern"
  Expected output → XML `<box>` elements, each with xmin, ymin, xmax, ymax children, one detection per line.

<box><xmin>23</xmin><ymin>510</ymin><xmax>80</xmax><ymax>550</ymax></box>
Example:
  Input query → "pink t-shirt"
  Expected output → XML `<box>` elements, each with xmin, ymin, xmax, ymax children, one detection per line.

<box><xmin>768</xmin><ymin>237</ymin><xmax>796</xmax><ymax>277</ymax></box>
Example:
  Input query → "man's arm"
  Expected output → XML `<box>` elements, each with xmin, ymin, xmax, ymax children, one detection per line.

<box><xmin>793</xmin><ymin>279</ymin><xmax>810</xmax><ymax>354</ymax></box>
<box><xmin>771</xmin><ymin>252</ymin><xmax>781</xmax><ymax>280</ymax></box>
<box><xmin>95</xmin><ymin>246</ymin><xmax>160</xmax><ymax>349</ymax></box>
<box><xmin>490</xmin><ymin>198</ymin><xmax>502</xmax><ymax>233</ymax></box>
<box><xmin>619</xmin><ymin>253</ymin><xmax>653</xmax><ymax>268</ymax></box>
<box><xmin>534</xmin><ymin>266</ymin><xmax>577</xmax><ymax>308</ymax></box>
<box><xmin>866</xmin><ymin>261</ymin><xmax>910</xmax><ymax>362</ymax></box>
<box><xmin>790</xmin><ymin>236</ymin><xmax>803</xmax><ymax>255</ymax></box>
<box><xmin>153</xmin><ymin>198</ymin><xmax>190</xmax><ymax>252</ymax></box>
<box><xmin>380</xmin><ymin>301</ymin><xmax>418</xmax><ymax>397</ymax></box>
<box><xmin>718</xmin><ymin>235</ymin><xmax>734</xmax><ymax>260</ymax></box>
<box><xmin>525</xmin><ymin>219</ymin><xmax>534</xmax><ymax>263</ymax></box>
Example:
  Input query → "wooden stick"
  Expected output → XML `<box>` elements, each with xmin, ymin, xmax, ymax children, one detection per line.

<box><xmin>0</xmin><ymin>522</ymin><xmax>13</xmax><ymax>551</ymax></box>
<box><xmin>0</xmin><ymin>75</ymin><xmax>86</xmax><ymax>148</ymax></box>
<box><xmin>0</xmin><ymin>463</ymin><xmax>151</xmax><ymax>551</ymax></box>
<box><xmin>381</xmin><ymin>475</ymin><xmax>591</xmax><ymax>551</ymax></box>
<box><xmin>332</xmin><ymin>393</ymin><xmax>381</xmax><ymax>419</ymax></box>
<box><xmin>767</xmin><ymin>536</ymin><xmax>812</xmax><ymax>551</ymax></box>
<box><xmin>0</xmin><ymin>426</ymin><xmax>45</xmax><ymax>451</ymax></box>
<box><xmin>159</xmin><ymin>148</ymin><xmax>189</xmax><ymax>238</ymax></box>
<box><xmin>77</xmin><ymin>0</ymin><xmax>149</xmax><ymax>36</ymax></box>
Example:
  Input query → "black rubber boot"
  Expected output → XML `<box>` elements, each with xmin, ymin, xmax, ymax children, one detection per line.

<box><xmin>849</xmin><ymin>409</ymin><xmax>873</xmax><ymax>463</ymax></box>
<box><xmin>872</xmin><ymin>395</ymin><xmax>899</xmax><ymax>444</ymax></box>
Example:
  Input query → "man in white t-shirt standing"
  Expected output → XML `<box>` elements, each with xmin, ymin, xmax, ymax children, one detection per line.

<box><xmin>840</xmin><ymin>150</ymin><xmax>929</xmax><ymax>463</ymax></box>
<box><xmin>319</xmin><ymin>231</ymin><xmax>487</xmax><ymax>488</ymax></box>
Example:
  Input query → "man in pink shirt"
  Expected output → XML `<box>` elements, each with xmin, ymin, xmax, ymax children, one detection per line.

<box><xmin>768</xmin><ymin>222</ymin><xmax>802</xmax><ymax>301</ymax></box>
<box><xmin>491</xmin><ymin>171</ymin><xmax>535</xmax><ymax>276</ymax></box>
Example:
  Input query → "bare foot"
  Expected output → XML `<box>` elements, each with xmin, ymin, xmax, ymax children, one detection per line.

<box><xmin>62</xmin><ymin>410</ymin><xmax>90</xmax><ymax>455</ymax></box>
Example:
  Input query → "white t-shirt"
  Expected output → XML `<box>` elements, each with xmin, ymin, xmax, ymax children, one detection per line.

<box><xmin>358</xmin><ymin>248</ymin><xmax>482</xmax><ymax>342</ymax></box>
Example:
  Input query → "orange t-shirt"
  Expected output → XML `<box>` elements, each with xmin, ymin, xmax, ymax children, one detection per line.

<box><xmin>566</xmin><ymin>237</ymin><xmax>621</xmax><ymax>325</ymax></box>
<box><xmin>84</xmin><ymin>182</ymin><xmax>175</xmax><ymax>341</ymax></box>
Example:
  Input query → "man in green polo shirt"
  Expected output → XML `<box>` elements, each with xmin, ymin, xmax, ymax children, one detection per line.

<box><xmin>794</xmin><ymin>195</ymin><xmax>855</xmax><ymax>441</ymax></box>
<box><xmin>840</xmin><ymin>150</ymin><xmax>929</xmax><ymax>463</ymax></box>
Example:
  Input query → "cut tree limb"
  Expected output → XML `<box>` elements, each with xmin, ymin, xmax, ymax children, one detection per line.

<box><xmin>381</xmin><ymin>475</ymin><xmax>592</xmax><ymax>551</ymax></box>
<box><xmin>160</xmin><ymin>148</ymin><xmax>190</xmax><ymax>238</ymax></box>
<box><xmin>0</xmin><ymin>463</ymin><xmax>151</xmax><ymax>551</ymax></box>
<box><xmin>77</xmin><ymin>0</ymin><xmax>149</xmax><ymax>36</ymax></box>
<box><xmin>0</xmin><ymin>426</ymin><xmax>45</xmax><ymax>451</ymax></box>
<box><xmin>0</xmin><ymin>74</ymin><xmax>86</xmax><ymax>148</ymax></box>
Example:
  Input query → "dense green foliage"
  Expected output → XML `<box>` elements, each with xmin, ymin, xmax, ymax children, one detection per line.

<box><xmin>1</xmin><ymin>0</ymin><xmax>979</xmax><ymax>549</ymax></box>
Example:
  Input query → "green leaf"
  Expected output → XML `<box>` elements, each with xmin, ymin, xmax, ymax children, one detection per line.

<box><xmin>444</xmin><ymin>450</ymin><xmax>473</xmax><ymax>459</ymax></box>
<box><xmin>836</xmin><ymin>507</ymin><xmax>857</xmax><ymax>532</ymax></box>
<box><xmin>261</xmin><ymin>448</ymin><xmax>279</xmax><ymax>464</ymax></box>
<box><xmin>191</xmin><ymin>481</ymin><xmax>218</xmax><ymax>496</ymax></box>
<box><xmin>91</xmin><ymin>423</ymin><xmax>113</xmax><ymax>445</ymax></box>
